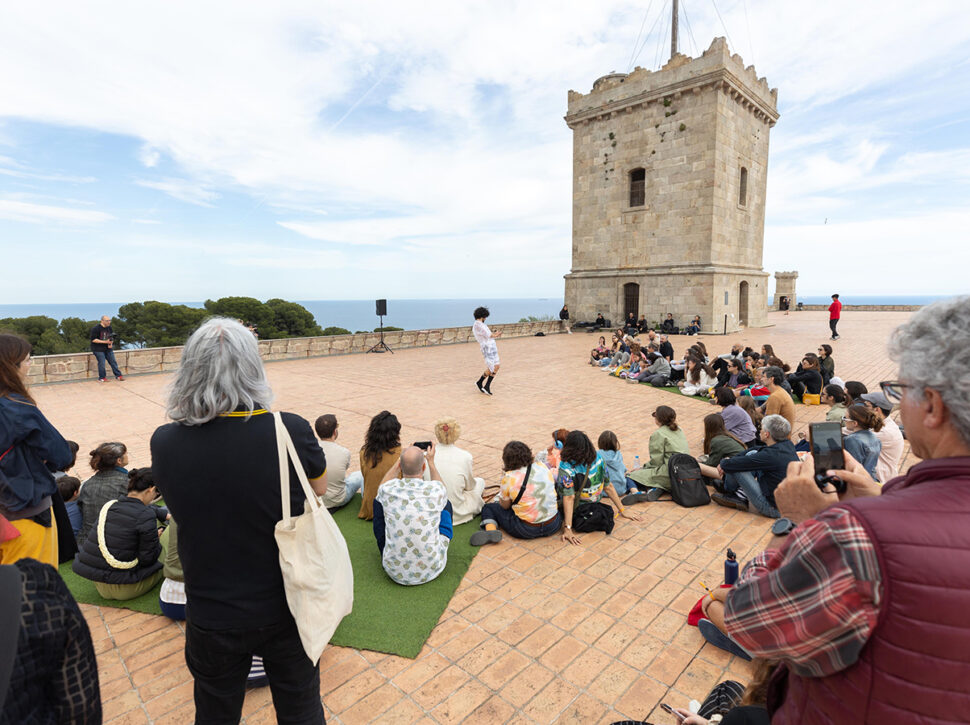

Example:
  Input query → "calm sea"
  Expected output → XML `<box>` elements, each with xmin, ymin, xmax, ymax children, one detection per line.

<box><xmin>0</xmin><ymin>295</ymin><xmax>952</xmax><ymax>332</ymax></box>
<box><xmin>0</xmin><ymin>298</ymin><xmax>567</xmax><ymax>333</ymax></box>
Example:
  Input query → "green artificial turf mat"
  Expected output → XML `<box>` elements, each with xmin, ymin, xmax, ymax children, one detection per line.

<box><xmin>59</xmin><ymin>494</ymin><xmax>480</xmax><ymax>658</ymax></box>
<box><xmin>328</xmin><ymin>494</ymin><xmax>480</xmax><ymax>658</ymax></box>
<box><xmin>59</xmin><ymin>560</ymin><xmax>164</xmax><ymax>614</ymax></box>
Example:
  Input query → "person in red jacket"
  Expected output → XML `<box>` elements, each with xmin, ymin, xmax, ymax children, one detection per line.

<box><xmin>828</xmin><ymin>293</ymin><xmax>842</xmax><ymax>340</ymax></box>
<box><xmin>720</xmin><ymin>295</ymin><xmax>970</xmax><ymax>724</ymax></box>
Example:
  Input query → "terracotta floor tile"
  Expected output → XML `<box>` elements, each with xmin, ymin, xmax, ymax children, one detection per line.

<box><xmin>339</xmin><ymin>682</ymin><xmax>404</xmax><ymax>724</ymax></box>
<box><xmin>521</xmin><ymin>676</ymin><xmax>581</xmax><ymax>724</ymax></box>
<box><xmin>52</xmin><ymin>314</ymin><xmax>911</xmax><ymax>725</ymax></box>
<box><xmin>430</xmin><ymin>679</ymin><xmax>492</xmax><ymax>723</ymax></box>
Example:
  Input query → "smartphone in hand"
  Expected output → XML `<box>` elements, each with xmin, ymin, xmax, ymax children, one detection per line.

<box><xmin>809</xmin><ymin>422</ymin><xmax>846</xmax><ymax>493</ymax></box>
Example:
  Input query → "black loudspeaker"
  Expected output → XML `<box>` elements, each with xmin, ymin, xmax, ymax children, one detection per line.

<box><xmin>375</xmin><ymin>299</ymin><xmax>387</xmax><ymax>316</ymax></box>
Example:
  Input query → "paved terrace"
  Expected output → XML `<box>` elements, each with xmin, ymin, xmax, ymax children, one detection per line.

<box><xmin>35</xmin><ymin>310</ymin><xmax>915</xmax><ymax>725</ymax></box>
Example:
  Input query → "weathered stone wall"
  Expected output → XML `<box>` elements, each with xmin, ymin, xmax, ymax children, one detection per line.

<box><xmin>26</xmin><ymin>320</ymin><xmax>565</xmax><ymax>386</ymax></box>
<box><xmin>773</xmin><ymin>271</ymin><xmax>798</xmax><ymax>309</ymax></box>
<box><xmin>563</xmin><ymin>37</ymin><xmax>779</xmax><ymax>334</ymax></box>
<box><xmin>796</xmin><ymin>305</ymin><xmax>922</xmax><ymax>312</ymax></box>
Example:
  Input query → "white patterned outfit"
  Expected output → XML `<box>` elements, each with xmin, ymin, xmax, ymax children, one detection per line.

<box><xmin>473</xmin><ymin>319</ymin><xmax>499</xmax><ymax>372</ymax></box>
<box><xmin>374</xmin><ymin>477</ymin><xmax>452</xmax><ymax>586</ymax></box>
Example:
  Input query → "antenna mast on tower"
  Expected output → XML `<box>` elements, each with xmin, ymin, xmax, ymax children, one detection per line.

<box><xmin>671</xmin><ymin>0</ymin><xmax>679</xmax><ymax>59</ymax></box>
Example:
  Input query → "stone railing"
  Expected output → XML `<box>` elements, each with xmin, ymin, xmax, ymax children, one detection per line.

<box><xmin>792</xmin><ymin>305</ymin><xmax>923</xmax><ymax>312</ymax></box>
<box><xmin>27</xmin><ymin>320</ymin><xmax>566</xmax><ymax>386</ymax></box>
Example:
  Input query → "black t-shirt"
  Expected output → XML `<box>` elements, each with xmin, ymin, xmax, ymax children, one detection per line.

<box><xmin>89</xmin><ymin>324</ymin><xmax>113</xmax><ymax>351</ymax></box>
<box><xmin>150</xmin><ymin>410</ymin><xmax>326</xmax><ymax>629</ymax></box>
<box><xmin>659</xmin><ymin>341</ymin><xmax>674</xmax><ymax>360</ymax></box>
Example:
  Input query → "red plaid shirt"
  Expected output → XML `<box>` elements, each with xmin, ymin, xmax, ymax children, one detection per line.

<box><xmin>723</xmin><ymin>507</ymin><xmax>882</xmax><ymax>677</ymax></box>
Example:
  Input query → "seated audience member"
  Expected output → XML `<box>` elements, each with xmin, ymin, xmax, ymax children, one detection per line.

<box><xmin>720</xmin><ymin>296</ymin><xmax>970</xmax><ymax>724</ymax></box>
<box><xmin>624</xmin><ymin>312</ymin><xmax>638</xmax><ymax>336</ymax></box>
<box><xmin>765</xmin><ymin>356</ymin><xmax>792</xmax><ymax>380</ymax></box>
<box><xmin>685</xmin><ymin>315</ymin><xmax>702</xmax><ymax>335</ymax></box>
<box><xmin>471</xmin><ymin>441</ymin><xmax>561</xmax><ymax>545</ymax></box>
<box><xmin>860</xmin><ymin>392</ymin><xmax>905</xmax><ymax>483</ymax></box>
<box><xmin>716</xmin><ymin>388</ymin><xmax>757</xmax><ymax>446</ymax></box>
<box><xmin>822</xmin><ymin>383</ymin><xmax>848</xmax><ymax>422</ymax></box>
<box><xmin>716</xmin><ymin>358</ymin><xmax>752</xmax><ymax>390</ymax></box>
<box><xmin>537</xmin><ymin>427</ymin><xmax>569</xmax><ymax>475</ymax></box>
<box><xmin>314</xmin><ymin>414</ymin><xmax>362</xmax><ymax>511</ymax></box>
<box><xmin>594</xmin><ymin>312</ymin><xmax>606</xmax><ymax>328</ymax></box>
<box><xmin>626</xmin><ymin>406</ymin><xmax>690</xmax><ymax>501</ymax></box>
<box><xmin>596</xmin><ymin>334</ymin><xmax>621</xmax><ymax>366</ymax></box>
<box><xmin>712</xmin><ymin>415</ymin><xmax>798</xmax><ymax>518</ymax></box>
<box><xmin>737</xmin><ymin>395</ymin><xmax>764</xmax><ymax>444</ymax></box>
<box><xmin>0</xmin><ymin>558</ymin><xmax>102</xmax><ymax>724</ymax></box>
<box><xmin>628</xmin><ymin>351</ymin><xmax>671</xmax><ymax>386</ymax></box>
<box><xmin>373</xmin><ymin>445</ymin><xmax>452</xmax><ymax>586</ymax></box>
<box><xmin>431</xmin><ymin>417</ymin><xmax>485</xmax><ymax>525</ymax></box>
<box><xmin>72</xmin><ymin>468</ymin><xmax>166</xmax><ymax>600</ymax></box>
<box><xmin>49</xmin><ymin>440</ymin><xmax>82</xmax><ymax>563</ymax></box>
<box><xmin>658</xmin><ymin>333</ymin><xmax>674</xmax><ymax>362</ymax></box>
<box><xmin>787</xmin><ymin>353</ymin><xmax>824</xmax><ymax>401</ymax></box>
<box><xmin>844</xmin><ymin>380</ymin><xmax>868</xmax><ymax>407</ymax></box>
<box><xmin>358</xmin><ymin>410</ymin><xmax>402</xmax><ymax>520</ymax></box>
<box><xmin>596</xmin><ymin>430</ymin><xmax>642</xmax><ymax>500</ymax></box>
<box><xmin>679</xmin><ymin>357</ymin><xmax>718</xmax><ymax>397</ymax></box>
<box><xmin>556</xmin><ymin>431</ymin><xmax>639</xmax><ymax>542</ymax></box>
<box><xmin>842</xmin><ymin>404</ymin><xmax>883</xmax><ymax>480</ymax></box>
<box><xmin>637</xmin><ymin>314</ymin><xmax>649</xmax><ymax>333</ymax></box>
<box><xmin>661</xmin><ymin>313</ymin><xmax>677</xmax><ymax>334</ymax></box>
<box><xmin>671</xmin><ymin>661</ymin><xmax>775</xmax><ymax>725</ymax></box>
<box><xmin>642</xmin><ymin>328</ymin><xmax>658</xmax><ymax>346</ymax></box>
<box><xmin>760</xmin><ymin>344</ymin><xmax>776</xmax><ymax>360</ymax></box>
<box><xmin>817</xmin><ymin>343</ymin><xmax>835</xmax><ymax>383</ymax></box>
<box><xmin>762</xmin><ymin>366</ymin><xmax>795</xmax><ymax>430</ymax></box>
<box><xmin>76</xmin><ymin>442</ymin><xmax>130</xmax><ymax>545</ymax></box>
<box><xmin>698</xmin><ymin>413</ymin><xmax>746</xmax><ymax>473</ymax></box>
<box><xmin>57</xmin><ymin>476</ymin><xmax>82</xmax><ymax>540</ymax></box>
<box><xmin>718</xmin><ymin>343</ymin><xmax>745</xmax><ymax>362</ymax></box>
<box><xmin>589</xmin><ymin>335</ymin><xmax>609</xmax><ymax>364</ymax></box>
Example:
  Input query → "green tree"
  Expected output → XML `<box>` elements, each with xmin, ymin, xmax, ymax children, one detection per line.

<box><xmin>115</xmin><ymin>302</ymin><xmax>208</xmax><ymax>348</ymax></box>
<box><xmin>322</xmin><ymin>326</ymin><xmax>351</xmax><ymax>336</ymax></box>
<box><xmin>266</xmin><ymin>298</ymin><xmax>323</xmax><ymax>337</ymax></box>
<box><xmin>58</xmin><ymin>317</ymin><xmax>96</xmax><ymax>352</ymax></box>
<box><xmin>204</xmin><ymin>297</ymin><xmax>279</xmax><ymax>337</ymax></box>
<box><xmin>0</xmin><ymin>316</ymin><xmax>60</xmax><ymax>353</ymax></box>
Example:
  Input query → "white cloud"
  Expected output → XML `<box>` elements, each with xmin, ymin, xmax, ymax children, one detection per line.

<box><xmin>0</xmin><ymin>198</ymin><xmax>113</xmax><ymax>224</ymax></box>
<box><xmin>134</xmin><ymin>178</ymin><xmax>220</xmax><ymax>207</ymax></box>
<box><xmin>131</xmin><ymin>218</ymin><xmax>161</xmax><ymax>224</ymax></box>
<box><xmin>138</xmin><ymin>144</ymin><xmax>161</xmax><ymax>168</ymax></box>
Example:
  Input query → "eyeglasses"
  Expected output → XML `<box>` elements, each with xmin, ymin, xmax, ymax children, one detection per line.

<box><xmin>879</xmin><ymin>380</ymin><xmax>913</xmax><ymax>403</ymax></box>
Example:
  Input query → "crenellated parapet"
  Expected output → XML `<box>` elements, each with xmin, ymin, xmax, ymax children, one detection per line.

<box><xmin>565</xmin><ymin>37</ymin><xmax>778</xmax><ymax>129</ymax></box>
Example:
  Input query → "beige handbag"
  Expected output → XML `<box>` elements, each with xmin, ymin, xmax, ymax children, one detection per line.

<box><xmin>273</xmin><ymin>412</ymin><xmax>353</xmax><ymax>664</ymax></box>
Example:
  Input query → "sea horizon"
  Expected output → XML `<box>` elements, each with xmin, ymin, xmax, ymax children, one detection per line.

<box><xmin>0</xmin><ymin>294</ymin><xmax>952</xmax><ymax>333</ymax></box>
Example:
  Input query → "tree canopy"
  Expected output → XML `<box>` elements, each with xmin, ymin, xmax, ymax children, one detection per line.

<box><xmin>0</xmin><ymin>297</ymin><xmax>327</xmax><ymax>353</ymax></box>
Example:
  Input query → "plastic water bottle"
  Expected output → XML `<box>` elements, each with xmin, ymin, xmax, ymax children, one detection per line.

<box><xmin>634</xmin><ymin>455</ymin><xmax>640</xmax><ymax>470</ymax></box>
<box><xmin>724</xmin><ymin>548</ymin><xmax>739</xmax><ymax>586</ymax></box>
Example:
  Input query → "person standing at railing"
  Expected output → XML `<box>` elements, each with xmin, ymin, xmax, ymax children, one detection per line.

<box><xmin>89</xmin><ymin>315</ymin><xmax>124</xmax><ymax>382</ymax></box>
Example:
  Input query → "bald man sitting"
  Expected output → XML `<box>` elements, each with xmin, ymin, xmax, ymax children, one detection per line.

<box><xmin>373</xmin><ymin>443</ymin><xmax>454</xmax><ymax>586</ymax></box>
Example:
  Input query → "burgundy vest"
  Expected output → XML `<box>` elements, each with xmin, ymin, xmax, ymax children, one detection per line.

<box><xmin>769</xmin><ymin>456</ymin><xmax>970</xmax><ymax>724</ymax></box>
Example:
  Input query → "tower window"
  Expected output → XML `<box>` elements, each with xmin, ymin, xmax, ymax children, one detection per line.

<box><xmin>629</xmin><ymin>168</ymin><xmax>646</xmax><ymax>207</ymax></box>
<box><xmin>738</xmin><ymin>166</ymin><xmax>748</xmax><ymax>207</ymax></box>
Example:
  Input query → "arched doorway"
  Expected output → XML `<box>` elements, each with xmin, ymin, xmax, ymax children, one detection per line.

<box><xmin>738</xmin><ymin>281</ymin><xmax>749</xmax><ymax>327</ymax></box>
<box><xmin>623</xmin><ymin>283</ymin><xmax>639</xmax><ymax>322</ymax></box>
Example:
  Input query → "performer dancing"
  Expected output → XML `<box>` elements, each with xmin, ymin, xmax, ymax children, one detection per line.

<box><xmin>472</xmin><ymin>306</ymin><xmax>501</xmax><ymax>396</ymax></box>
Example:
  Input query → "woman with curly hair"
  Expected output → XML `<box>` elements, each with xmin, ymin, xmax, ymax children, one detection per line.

<box><xmin>76</xmin><ymin>441</ymin><xmax>129</xmax><ymax>544</ymax></box>
<box><xmin>432</xmin><ymin>417</ymin><xmax>484</xmax><ymax>524</ymax></box>
<box><xmin>358</xmin><ymin>410</ymin><xmax>402</xmax><ymax>520</ymax></box>
<box><xmin>472</xmin><ymin>306</ymin><xmax>502</xmax><ymax>395</ymax></box>
<box><xmin>0</xmin><ymin>333</ymin><xmax>73</xmax><ymax>566</ymax></box>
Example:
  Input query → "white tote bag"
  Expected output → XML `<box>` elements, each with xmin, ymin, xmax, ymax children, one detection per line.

<box><xmin>273</xmin><ymin>412</ymin><xmax>354</xmax><ymax>664</ymax></box>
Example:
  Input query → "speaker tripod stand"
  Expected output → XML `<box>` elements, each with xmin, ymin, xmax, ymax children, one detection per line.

<box><xmin>367</xmin><ymin>315</ymin><xmax>394</xmax><ymax>354</ymax></box>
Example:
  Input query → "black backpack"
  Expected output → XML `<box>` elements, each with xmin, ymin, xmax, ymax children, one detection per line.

<box><xmin>667</xmin><ymin>453</ymin><xmax>710</xmax><ymax>507</ymax></box>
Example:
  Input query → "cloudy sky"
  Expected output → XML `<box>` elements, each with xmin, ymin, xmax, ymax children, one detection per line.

<box><xmin>1</xmin><ymin>1</ymin><xmax>968</xmax><ymax>304</ymax></box>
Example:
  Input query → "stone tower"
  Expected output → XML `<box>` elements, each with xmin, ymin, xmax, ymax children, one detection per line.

<box><xmin>773</xmin><ymin>271</ymin><xmax>798</xmax><ymax>310</ymax></box>
<box><xmin>563</xmin><ymin>37</ymin><xmax>779</xmax><ymax>332</ymax></box>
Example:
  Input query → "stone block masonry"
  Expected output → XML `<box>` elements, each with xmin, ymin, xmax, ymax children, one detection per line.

<box><xmin>564</xmin><ymin>37</ymin><xmax>778</xmax><ymax>333</ymax></box>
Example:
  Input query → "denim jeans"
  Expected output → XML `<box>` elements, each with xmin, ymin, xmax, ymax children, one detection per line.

<box><xmin>92</xmin><ymin>348</ymin><xmax>122</xmax><ymax>379</ymax></box>
<box><xmin>480</xmin><ymin>502</ymin><xmax>561</xmax><ymax>539</ymax></box>
<box><xmin>723</xmin><ymin>470</ymin><xmax>780</xmax><ymax>518</ymax></box>
<box><xmin>185</xmin><ymin>615</ymin><xmax>325</xmax><ymax>724</ymax></box>
<box><xmin>327</xmin><ymin>473</ymin><xmax>364</xmax><ymax>510</ymax></box>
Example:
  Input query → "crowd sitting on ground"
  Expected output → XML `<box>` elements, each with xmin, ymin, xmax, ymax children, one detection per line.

<box><xmin>9</xmin><ymin>296</ymin><xmax>963</xmax><ymax>725</ymax></box>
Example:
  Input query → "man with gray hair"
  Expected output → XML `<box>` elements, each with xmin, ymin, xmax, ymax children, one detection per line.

<box><xmin>720</xmin><ymin>295</ymin><xmax>970</xmax><ymax>723</ymax></box>
<box><xmin>373</xmin><ymin>443</ymin><xmax>453</xmax><ymax>586</ymax></box>
<box><xmin>711</xmin><ymin>413</ymin><xmax>798</xmax><ymax>517</ymax></box>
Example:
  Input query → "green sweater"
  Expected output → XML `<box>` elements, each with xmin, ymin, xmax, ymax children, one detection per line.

<box><xmin>706</xmin><ymin>435</ymin><xmax>746</xmax><ymax>467</ymax></box>
<box><xmin>627</xmin><ymin>425</ymin><xmax>690</xmax><ymax>491</ymax></box>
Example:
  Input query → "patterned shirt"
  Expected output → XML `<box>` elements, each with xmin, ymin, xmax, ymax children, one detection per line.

<box><xmin>499</xmin><ymin>462</ymin><xmax>558</xmax><ymax>524</ymax></box>
<box><xmin>723</xmin><ymin>506</ymin><xmax>882</xmax><ymax>677</ymax></box>
<box><xmin>472</xmin><ymin>320</ymin><xmax>491</xmax><ymax>346</ymax></box>
<box><xmin>373</xmin><ymin>478</ymin><xmax>452</xmax><ymax>586</ymax></box>
<box><xmin>556</xmin><ymin>456</ymin><xmax>611</xmax><ymax>503</ymax></box>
